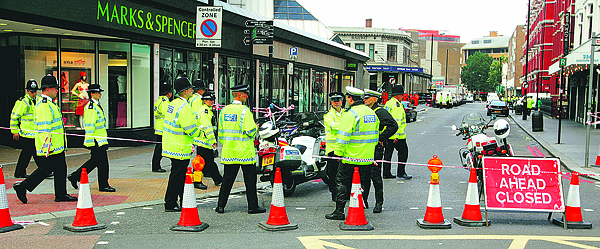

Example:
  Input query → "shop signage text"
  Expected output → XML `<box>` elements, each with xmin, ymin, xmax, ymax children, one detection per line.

<box><xmin>365</xmin><ymin>66</ymin><xmax>423</xmax><ymax>73</ymax></box>
<box><xmin>483</xmin><ymin>157</ymin><xmax>564</xmax><ymax>212</ymax></box>
<box><xmin>97</xmin><ymin>1</ymin><xmax>196</xmax><ymax>40</ymax></box>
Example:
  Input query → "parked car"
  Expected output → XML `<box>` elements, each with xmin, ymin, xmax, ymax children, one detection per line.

<box><xmin>487</xmin><ymin>100</ymin><xmax>509</xmax><ymax>117</ymax></box>
<box><xmin>401</xmin><ymin>101</ymin><xmax>417</xmax><ymax>123</ymax></box>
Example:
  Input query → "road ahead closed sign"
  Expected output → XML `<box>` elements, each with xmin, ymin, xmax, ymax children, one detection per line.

<box><xmin>483</xmin><ymin>157</ymin><xmax>564</xmax><ymax>212</ymax></box>
<box><xmin>196</xmin><ymin>6</ymin><xmax>222</xmax><ymax>47</ymax></box>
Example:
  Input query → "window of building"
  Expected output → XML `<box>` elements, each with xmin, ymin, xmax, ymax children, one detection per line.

<box><xmin>312</xmin><ymin>70</ymin><xmax>326</xmax><ymax>111</ymax></box>
<box><xmin>291</xmin><ymin>68</ymin><xmax>310</xmax><ymax>113</ymax></box>
<box><xmin>355</xmin><ymin>43</ymin><xmax>365</xmax><ymax>52</ymax></box>
<box><xmin>130</xmin><ymin>44</ymin><xmax>151</xmax><ymax>128</ymax></box>
<box><xmin>471</xmin><ymin>40</ymin><xmax>479</xmax><ymax>44</ymax></box>
<box><xmin>589</xmin><ymin>16</ymin><xmax>593</xmax><ymax>39</ymax></box>
<box><xmin>387</xmin><ymin>45</ymin><xmax>397</xmax><ymax>62</ymax></box>
<box><xmin>483</xmin><ymin>39</ymin><xmax>492</xmax><ymax>44</ymax></box>
<box><xmin>273</xmin><ymin>0</ymin><xmax>317</xmax><ymax>20</ymax></box>
<box><xmin>174</xmin><ymin>49</ymin><xmax>187</xmax><ymax>79</ymax></box>
<box><xmin>218</xmin><ymin>56</ymin><xmax>251</xmax><ymax>108</ymax></box>
<box><xmin>369</xmin><ymin>44</ymin><xmax>375</xmax><ymax>60</ymax></box>
<box><xmin>59</xmin><ymin>38</ymin><xmax>95</xmax><ymax>130</ymax></box>
<box><xmin>99</xmin><ymin>41</ymin><xmax>130</xmax><ymax>129</ymax></box>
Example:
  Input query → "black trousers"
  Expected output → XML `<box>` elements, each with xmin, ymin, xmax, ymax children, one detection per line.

<box><xmin>152</xmin><ymin>135</ymin><xmax>163</xmax><ymax>171</ymax></box>
<box><xmin>383</xmin><ymin>138</ymin><xmax>409</xmax><ymax>176</ymax></box>
<box><xmin>197</xmin><ymin>146</ymin><xmax>223</xmax><ymax>184</ymax></box>
<box><xmin>364</xmin><ymin>144</ymin><xmax>384</xmax><ymax>204</ymax></box>
<box><xmin>14</xmin><ymin>137</ymin><xmax>41</xmax><ymax>177</ymax></box>
<box><xmin>70</xmin><ymin>145</ymin><xmax>110</xmax><ymax>188</ymax></box>
<box><xmin>217</xmin><ymin>164</ymin><xmax>258</xmax><ymax>210</ymax></box>
<box><xmin>164</xmin><ymin>158</ymin><xmax>188</xmax><ymax>208</ymax></box>
<box><xmin>325</xmin><ymin>151</ymin><xmax>339</xmax><ymax>194</ymax></box>
<box><xmin>20</xmin><ymin>152</ymin><xmax>67</xmax><ymax>197</ymax></box>
<box><xmin>334</xmin><ymin>163</ymin><xmax>371</xmax><ymax>202</ymax></box>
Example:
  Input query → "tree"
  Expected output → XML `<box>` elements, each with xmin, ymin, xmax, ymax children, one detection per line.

<box><xmin>487</xmin><ymin>55</ymin><xmax>507</xmax><ymax>93</ymax></box>
<box><xmin>461</xmin><ymin>52</ymin><xmax>493</xmax><ymax>92</ymax></box>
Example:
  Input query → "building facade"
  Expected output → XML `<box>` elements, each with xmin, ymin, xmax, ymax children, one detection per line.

<box><xmin>506</xmin><ymin>25</ymin><xmax>525</xmax><ymax>97</ymax></box>
<box><xmin>0</xmin><ymin>0</ymin><xmax>368</xmax><ymax>147</ymax></box>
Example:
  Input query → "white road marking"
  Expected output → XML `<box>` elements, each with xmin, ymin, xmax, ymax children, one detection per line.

<box><xmin>116</xmin><ymin>212</ymin><xmax>125</xmax><ymax>215</ymax></box>
<box><xmin>104</xmin><ymin>230</ymin><xmax>115</xmax><ymax>234</ymax></box>
<box><xmin>97</xmin><ymin>241</ymin><xmax>109</xmax><ymax>245</ymax></box>
<box><xmin>443</xmin><ymin>207</ymin><xmax>453</xmax><ymax>210</ymax></box>
<box><xmin>142</xmin><ymin>207</ymin><xmax>153</xmax><ymax>210</ymax></box>
<box><xmin>584</xmin><ymin>209</ymin><xmax>594</xmax><ymax>212</ymax></box>
<box><xmin>296</xmin><ymin>208</ymin><xmax>306</xmax><ymax>210</ymax></box>
<box><xmin>410</xmin><ymin>207</ymin><xmax>419</xmax><ymax>210</ymax></box>
<box><xmin>110</xmin><ymin>221</ymin><xmax>120</xmax><ymax>225</ymax></box>
<box><xmin>459</xmin><ymin>181</ymin><xmax>467</xmax><ymax>184</ymax></box>
<box><xmin>37</xmin><ymin>222</ymin><xmax>50</xmax><ymax>226</ymax></box>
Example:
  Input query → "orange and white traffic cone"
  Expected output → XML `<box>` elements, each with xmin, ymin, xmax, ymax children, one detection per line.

<box><xmin>63</xmin><ymin>168</ymin><xmax>107</xmax><ymax>232</ymax></box>
<box><xmin>0</xmin><ymin>167</ymin><xmax>23</xmax><ymax>233</ymax></box>
<box><xmin>552</xmin><ymin>171</ymin><xmax>592</xmax><ymax>229</ymax></box>
<box><xmin>417</xmin><ymin>156</ymin><xmax>451</xmax><ymax>229</ymax></box>
<box><xmin>259</xmin><ymin>167</ymin><xmax>298</xmax><ymax>231</ymax></box>
<box><xmin>171</xmin><ymin>167</ymin><xmax>209</xmax><ymax>232</ymax></box>
<box><xmin>595</xmin><ymin>144</ymin><xmax>600</xmax><ymax>166</ymax></box>
<box><xmin>339</xmin><ymin>167</ymin><xmax>373</xmax><ymax>231</ymax></box>
<box><xmin>454</xmin><ymin>168</ymin><xmax>489</xmax><ymax>227</ymax></box>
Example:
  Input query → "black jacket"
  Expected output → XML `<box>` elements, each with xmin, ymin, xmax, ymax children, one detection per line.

<box><xmin>371</xmin><ymin>103</ymin><xmax>398</xmax><ymax>142</ymax></box>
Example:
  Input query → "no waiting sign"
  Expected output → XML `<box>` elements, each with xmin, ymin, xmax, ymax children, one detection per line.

<box><xmin>483</xmin><ymin>157</ymin><xmax>564</xmax><ymax>212</ymax></box>
<box><xmin>196</xmin><ymin>6</ymin><xmax>222</xmax><ymax>48</ymax></box>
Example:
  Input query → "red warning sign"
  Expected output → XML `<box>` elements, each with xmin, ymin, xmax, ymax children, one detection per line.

<box><xmin>483</xmin><ymin>157</ymin><xmax>564</xmax><ymax>212</ymax></box>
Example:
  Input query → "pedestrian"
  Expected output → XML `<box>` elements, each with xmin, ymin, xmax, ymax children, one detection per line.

<box><xmin>363</xmin><ymin>89</ymin><xmax>398</xmax><ymax>213</ymax></box>
<box><xmin>13</xmin><ymin>74</ymin><xmax>77</xmax><ymax>204</ymax></box>
<box><xmin>326</xmin><ymin>86</ymin><xmax>379</xmax><ymax>220</ymax></box>
<box><xmin>162</xmin><ymin>77</ymin><xmax>202</xmax><ymax>212</ymax></box>
<box><xmin>383</xmin><ymin>85</ymin><xmax>412</xmax><ymax>180</ymax></box>
<box><xmin>216</xmin><ymin>84</ymin><xmax>265</xmax><ymax>214</ymax></box>
<box><xmin>151</xmin><ymin>81</ymin><xmax>172</xmax><ymax>173</ymax></box>
<box><xmin>526</xmin><ymin>96</ymin><xmax>534</xmax><ymax>115</ymax></box>
<box><xmin>192</xmin><ymin>91</ymin><xmax>223</xmax><ymax>189</ymax></box>
<box><xmin>190</xmin><ymin>79</ymin><xmax>210</xmax><ymax>189</ymax></box>
<box><xmin>67</xmin><ymin>84</ymin><xmax>115</xmax><ymax>192</ymax></box>
<box><xmin>323</xmin><ymin>91</ymin><xmax>344</xmax><ymax>201</ymax></box>
<box><xmin>10</xmin><ymin>79</ymin><xmax>42</xmax><ymax>178</ymax></box>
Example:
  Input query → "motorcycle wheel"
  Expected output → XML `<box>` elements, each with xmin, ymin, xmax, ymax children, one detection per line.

<box><xmin>269</xmin><ymin>171</ymin><xmax>296</xmax><ymax>197</ymax></box>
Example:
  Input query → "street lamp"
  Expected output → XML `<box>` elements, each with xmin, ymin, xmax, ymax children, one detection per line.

<box><xmin>445</xmin><ymin>48</ymin><xmax>457</xmax><ymax>85</ymax></box>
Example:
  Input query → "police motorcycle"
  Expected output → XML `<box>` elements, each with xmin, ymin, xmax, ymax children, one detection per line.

<box><xmin>255</xmin><ymin>106</ymin><xmax>327</xmax><ymax>196</ymax></box>
<box><xmin>451</xmin><ymin>113</ymin><xmax>513</xmax><ymax>197</ymax></box>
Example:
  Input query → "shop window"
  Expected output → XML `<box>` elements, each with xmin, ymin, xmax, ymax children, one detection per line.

<box><xmin>174</xmin><ymin>49</ymin><xmax>187</xmax><ymax>79</ymax></box>
<box><xmin>217</xmin><ymin>56</ymin><xmax>251</xmax><ymax>107</ymax></box>
<box><xmin>259</xmin><ymin>62</ymin><xmax>270</xmax><ymax>109</ymax></box>
<box><xmin>60</xmin><ymin>39</ymin><xmax>95</xmax><ymax>130</ymax></box>
<box><xmin>187</xmin><ymin>51</ymin><xmax>209</xmax><ymax>85</ymax></box>
<box><xmin>159</xmin><ymin>48</ymin><xmax>173</xmax><ymax>86</ymax></box>
<box><xmin>99</xmin><ymin>41</ymin><xmax>130</xmax><ymax>129</ymax></box>
<box><xmin>272</xmin><ymin>64</ymin><xmax>287</xmax><ymax>108</ymax></box>
<box><xmin>312</xmin><ymin>70</ymin><xmax>326</xmax><ymax>112</ymax></box>
<box><xmin>21</xmin><ymin>36</ymin><xmax>58</xmax><ymax>94</ymax></box>
<box><xmin>131</xmin><ymin>44</ymin><xmax>151</xmax><ymax>128</ymax></box>
<box><xmin>291</xmin><ymin>68</ymin><xmax>310</xmax><ymax>113</ymax></box>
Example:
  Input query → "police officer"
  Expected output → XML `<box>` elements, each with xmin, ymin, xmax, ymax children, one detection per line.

<box><xmin>190</xmin><ymin>79</ymin><xmax>211</xmax><ymax>189</ymax></box>
<box><xmin>67</xmin><ymin>84</ymin><xmax>115</xmax><ymax>192</ymax></box>
<box><xmin>13</xmin><ymin>75</ymin><xmax>77</xmax><ymax>203</ymax></box>
<box><xmin>162</xmin><ymin>77</ymin><xmax>202</xmax><ymax>212</ymax></box>
<box><xmin>326</xmin><ymin>86</ymin><xmax>379</xmax><ymax>220</ymax></box>
<box><xmin>216</xmin><ymin>84</ymin><xmax>265</xmax><ymax>214</ymax></box>
<box><xmin>151</xmin><ymin>82</ymin><xmax>172</xmax><ymax>173</ymax></box>
<box><xmin>323</xmin><ymin>91</ymin><xmax>344</xmax><ymax>201</ymax></box>
<box><xmin>192</xmin><ymin>91</ymin><xmax>223</xmax><ymax>189</ymax></box>
<box><xmin>363</xmin><ymin>89</ymin><xmax>398</xmax><ymax>213</ymax></box>
<box><xmin>10</xmin><ymin>79</ymin><xmax>42</xmax><ymax>178</ymax></box>
<box><xmin>526</xmin><ymin>96</ymin><xmax>534</xmax><ymax>115</ymax></box>
<box><xmin>383</xmin><ymin>85</ymin><xmax>412</xmax><ymax>180</ymax></box>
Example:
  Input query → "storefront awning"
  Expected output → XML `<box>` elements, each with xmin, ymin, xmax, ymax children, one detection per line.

<box><xmin>549</xmin><ymin>39</ymin><xmax>600</xmax><ymax>74</ymax></box>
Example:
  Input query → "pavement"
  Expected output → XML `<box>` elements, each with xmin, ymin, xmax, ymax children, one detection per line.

<box><xmin>510</xmin><ymin>109</ymin><xmax>600</xmax><ymax>181</ymax></box>
<box><xmin>0</xmin><ymin>145</ymin><xmax>251</xmax><ymax>222</ymax></box>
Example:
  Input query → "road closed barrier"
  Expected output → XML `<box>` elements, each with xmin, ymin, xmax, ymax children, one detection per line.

<box><xmin>483</xmin><ymin>157</ymin><xmax>564</xmax><ymax>212</ymax></box>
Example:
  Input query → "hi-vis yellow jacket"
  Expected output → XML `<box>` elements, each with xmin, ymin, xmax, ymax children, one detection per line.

<box><xmin>83</xmin><ymin>99</ymin><xmax>108</xmax><ymax>147</ymax></box>
<box><xmin>35</xmin><ymin>95</ymin><xmax>66</xmax><ymax>156</ymax></box>
<box><xmin>384</xmin><ymin>97</ymin><xmax>407</xmax><ymax>140</ymax></box>
<box><xmin>162</xmin><ymin>96</ymin><xmax>201</xmax><ymax>160</ymax></box>
<box><xmin>10</xmin><ymin>94</ymin><xmax>40</xmax><ymax>138</ymax></box>
<box><xmin>154</xmin><ymin>95</ymin><xmax>170</xmax><ymax>135</ymax></box>
<box><xmin>193</xmin><ymin>104</ymin><xmax>216</xmax><ymax>149</ymax></box>
<box><xmin>218</xmin><ymin>102</ymin><xmax>257</xmax><ymax>165</ymax></box>
<box><xmin>335</xmin><ymin>102</ymin><xmax>379</xmax><ymax>165</ymax></box>
<box><xmin>323</xmin><ymin>108</ymin><xmax>341</xmax><ymax>155</ymax></box>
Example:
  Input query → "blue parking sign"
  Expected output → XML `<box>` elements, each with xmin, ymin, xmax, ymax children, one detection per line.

<box><xmin>290</xmin><ymin>47</ymin><xmax>298</xmax><ymax>56</ymax></box>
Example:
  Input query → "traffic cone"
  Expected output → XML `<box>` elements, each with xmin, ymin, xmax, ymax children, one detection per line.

<box><xmin>417</xmin><ymin>156</ymin><xmax>451</xmax><ymax>229</ymax></box>
<box><xmin>170</xmin><ymin>167</ymin><xmax>209</xmax><ymax>232</ymax></box>
<box><xmin>259</xmin><ymin>167</ymin><xmax>298</xmax><ymax>231</ymax></box>
<box><xmin>454</xmin><ymin>168</ymin><xmax>489</xmax><ymax>227</ymax></box>
<box><xmin>64</xmin><ymin>168</ymin><xmax>106</xmax><ymax>232</ymax></box>
<box><xmin>594</xmin><ymin>144</ymin><xmax>600</xmax><ymax>166</ymax></box>
<box><xmin>339</xmin><ymin>167</ymin><xmax>373</xmax><ymax>231</ymax></box>
<box><xmin>552</xmin><ymin>172</ymin><xmax>592</xmax><ymax>229</ymax></box>
<box><xmin>0</xmin><ymin>167</ymin><xmax>23</xmax><ymax>233</ymax></box>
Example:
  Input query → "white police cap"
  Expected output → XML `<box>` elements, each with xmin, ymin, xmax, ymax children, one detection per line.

<box><xmin>345</xmin><ymin>86</ymin><xmax>364</xmax><ymax>97</ymax></box>
<box><xmin>363</xmin><ymin>89</ymin><xmax>382</xmax><ymax>98</ymax></box>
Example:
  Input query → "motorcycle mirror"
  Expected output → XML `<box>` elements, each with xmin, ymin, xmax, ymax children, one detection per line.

<box><xmin>491</xmin><ymin>114</ymin><xmax>497</xmax><ymax>120</ymax></box>
<box><xmin>451</xmin><ymin>125</ymin><xmax>457</xmax><ymax>131</ymax></box>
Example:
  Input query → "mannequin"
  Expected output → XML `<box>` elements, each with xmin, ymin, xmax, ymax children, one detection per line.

<box><xmin>71</xmin><ymin>71</ymin><xmax>89</xmax><ymax>129</ymax></box>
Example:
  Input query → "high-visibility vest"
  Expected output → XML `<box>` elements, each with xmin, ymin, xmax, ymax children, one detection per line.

<box><xmin>323</xmin><ymin>108</ymin><xmax>342</xmax><ymax>155</ymax></box>
<box><xmin>335</xmin><ymin>103</ymin><xmax>379</xmax><ymax>165</ymax></box>
<box><xmin>154</xmin><ymin>95</ymin><xmax>170</xmax><ymax>135</ymax></box>
<box><xmin>189</xmin><ymin>93</ymin><xmax>205</xmax><ymax>117</ymax></box>
<box><xmin>162</xmin><ymin>96</ymin><xmax>201</xmax><ymax>160</ymax></box>
<box><xmin>384</xmin><ymin>97</ymin><xmax>407</xmax><ymax>139</ymax></box>
<box><xmin>10</xmin><ymin>94</ymin><xmax>40</xmax><ymax>138</ymax></box>
<box><xmin>83</xmin><ymin>99</ymin><xmax>108</xmax><ymax>147</ymax></box>
<box><xmin>527</xmin><ymin>98</ymin><xmax>534</xmax><ymax>108</ymax></box>
<box><xmin>35</xmin><ymin>95</ymin><xmax>66</xmax><ymax>156</ymax></box>
<box><xmin>218</xmin><ymin>102</ymin><xmax>257</xmax><ymax>165</ymax></box>
<box><xmin>193</xmin><ymin>104</ymin><xmax>216</xmax><ymax>149</ymax></box>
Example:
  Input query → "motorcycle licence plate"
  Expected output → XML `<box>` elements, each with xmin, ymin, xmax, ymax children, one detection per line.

<box><xmin>262</xmin><ymin>154</ymin><xmax>275</xmax><ymax>166</ymax></box>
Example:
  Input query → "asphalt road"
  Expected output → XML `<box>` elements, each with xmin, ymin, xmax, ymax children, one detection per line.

<box><xmin>17</xmin><ymin>102</ymin><xmax>600</xmax><ymax>249</ymax></box>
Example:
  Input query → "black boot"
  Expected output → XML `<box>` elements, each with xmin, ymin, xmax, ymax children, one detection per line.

<box><xmin>373</xmin><ymin>202</ymin><xmax>383</xmax><ymax>213</ymax></box>
<box><xmin>325</xmin><ymin>201</ymin><xmax>346</xmax><ymax>220</ymax></box>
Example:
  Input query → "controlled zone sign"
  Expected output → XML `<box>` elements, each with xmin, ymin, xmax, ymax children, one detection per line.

<box><xmin>483</xmin><ymin>157</ymin><xmax>564</xmax><ymax>212</ymax></box>
<box><xmin>196</xmin><ymin>6</ymin><xmax>222</xmax><ymax>48</ymax></box>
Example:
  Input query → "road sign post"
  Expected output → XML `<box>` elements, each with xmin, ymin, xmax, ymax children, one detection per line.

<box><xmin>196</xmin><ymin>6</ymin><xmax>222</xmax><ymax>47</ymax></box>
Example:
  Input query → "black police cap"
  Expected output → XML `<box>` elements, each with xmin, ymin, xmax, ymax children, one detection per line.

<box><xmin>192</xmin><ymin>79</ymin><xmax>207</xmax><ymax>90</ymax></box>
<box><xmin>174</xmin><ymin>77</ymin><xmax>193</xmax><ymax>93</ymax></box>
<box><xmin>230</xmin><ymin>84</ymin><xmax>249</xmax><ymax>93</ymax></box>
<box><xmin>26</xmin><ymin>79</ymin><xmax>39</xmax><ymax>91</ymax></box>
<box><xmin>201</xmin><ymin>91</ymin><xmax>215</xmax><ymax>100</ymax></box>
<box><xmin>159</xmin><ymin>82</ymin><xmax>172</xmax><ymax>95</ymax></box>
<box><xmin>391</xmin><ymin>84</ymin><xmax>405</xmax><ymax>96</ymax></box>
<box><xmin>87</xmin><ymin>84</ymin><xmax>104</xmax><ymax>93</ymax></box>
<box><xmin>40</xmin><ymin>74</ymin><xmax>60</xmax><ymax>89</ymax></box>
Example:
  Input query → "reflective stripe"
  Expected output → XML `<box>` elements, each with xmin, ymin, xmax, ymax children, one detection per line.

<box><xmin>36</xmin><ymin>121</ymin><xmax>52</xmax><ymax>126</ymax></box>
<box><xmin>348</xmin><ymin>109</ymin><xmax>360</xmax><ymax>131</ymax></box>
<box><xmin>221</xmin><ymin>157</ymin><xmax>255</xmax><ymax>163</ymax></box>
<box><xmin>220</xmin><ymin>129</ymin><xmax>242</xmax><ymax>134</ymax></box>
<box><xmin>336</xmin><ymin>138</ymin><xmax>349</xmax><ymax>144</ymax></box>
<box><xmin>164</xmin><ymin>127</ymin><xmax>185</xmax><ymax>135</ymax></box>
<box><xmin>162</xmin><ymin>150</ymin><xmax>193</xmax><ymax>158</ymax></box>
<box><xmin>245</xmin><ymin>127</ymin><xmax>256</xmax><ymax>136</ymax></box>
<box><xmin>240</xmin><ymin>107</ymin><xmax>248</xmax><ymax>134</ymax></box>
<box><xmin>338</xmin><ymin>131</ymin><xmax>351</xmax><ymax>137</ymax></box>
<box><xmin>348</xmin><ymin>138</ymin><xmax>379</xmax><ymax>144</ymax></box>
<box><xmin>219</xmin><ymin>136</ymin><xmax>253</xmax><ymax>142</ymax></box>
<box><xmin>183</xmin><ymin>124</ymin><xmax>196</xmax><ymax>131</ymax></box>
<box><xmin>352</xmin><ymin>131</ymin><xmax>378</xmax><ymax>136</ymax></box>
<box><xmin>164</xmin><ymin>120</ymin><xmax>181</xmax><ymax>128</ymax></box>
<box><xmin>195</xmin><ymin>139</ymin><xmax>212</xmax><ymax>147</ymax></box>
<box><xmin>343</xmin><ymin>157</ymin><xmax>374</xmax><ymax>163</ymax></box>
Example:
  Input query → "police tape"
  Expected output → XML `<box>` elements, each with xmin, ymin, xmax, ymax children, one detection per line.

<box><xmin>3</xmin><ymin>126</ymin><xmax>600</xmax><ymax>182</ymax></box>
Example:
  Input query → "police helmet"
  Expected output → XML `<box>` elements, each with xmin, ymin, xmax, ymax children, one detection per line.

<box><xmin>26</xmin><ymin>79</ymin><xmax>39</xmax><ymax>91</ymax></box>
<box><xmin>493</xmin><ymin>119</ymin><xmax>510</xmax><ymax>139</ymax></box>
<box><xmin>258</xmin><ymin>121</ymin><xmax>279</xmax><ymax>140</ymax></box>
